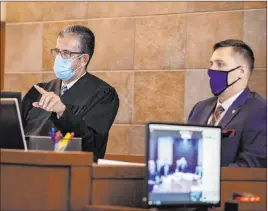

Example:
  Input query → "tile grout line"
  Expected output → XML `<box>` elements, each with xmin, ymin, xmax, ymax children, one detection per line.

<box><xmin>5</xmin><ymin>8</ymin><xmax>266</xmax><ymax>26</ymax></box>
<box><xmin>131</xmin><ymin>18</ymin><xmax>137</xmax><ymax>125</ymax></box>
<box><xmin>184</xmin><ymin>9</ymin><xmax>188</xmax><ymax>123</ymax></box>
<box><xmin>5</xmin><ymin>68</ymin><xmax>267</xmax><ymax>75</ymax></box>
<box><xmin>131</xmin><ymin>71</ymin><xmax>135</xmax><ymax>127</ymax></box>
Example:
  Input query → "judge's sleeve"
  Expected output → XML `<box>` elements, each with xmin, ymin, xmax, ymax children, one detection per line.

<box><xmin>54</xmin><ymin>87</ymin><xmax>119</xmax><ymax>149</ymax></box>
<box><xmin>21</xmin><ymin>83</ymin><xmax>44</xmax><ymax>127</ymax></box>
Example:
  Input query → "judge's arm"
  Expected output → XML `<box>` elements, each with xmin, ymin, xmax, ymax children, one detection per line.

<box><xmin>228</xmin><ymin>105</ymin><xmax>267</xmax><ymax>168</ymax></box>
<box><xmin>21</xmin><ymin>83</ymin><xmax>45</xmax><ymax>127</ymax></box>
<box><xmin>53</xmin><ymin>87</ymin><xmax>119</xmax><ymax>150</ymax></box>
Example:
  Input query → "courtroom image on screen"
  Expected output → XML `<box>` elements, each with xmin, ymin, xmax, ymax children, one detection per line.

<box><xmin>147</xmin><ymin>125</ymin><xmax>221</xmax><ymax>206</ymax></box>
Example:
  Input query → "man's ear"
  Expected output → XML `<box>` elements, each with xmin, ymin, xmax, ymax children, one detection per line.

<box><xmin>239</xmin><ymin>65</ymin><xmax>246</xmax><ymax>76</ymax></box>
<box><xmin>82</xmin><ymin>54</ymin><xmax>89</xmax><ymax>65</ymax></box>
<box><xmin>240</xmin><ymin>65</ymin><xmax>251</xmax><ymax>79</ymax></box>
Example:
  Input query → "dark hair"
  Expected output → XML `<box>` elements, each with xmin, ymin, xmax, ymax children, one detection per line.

<box><xmin>213</xmin><ymin>39</ymin><xmax>255</xmax><ymax>72</ymax></box>
<box><xmin>58</xmin><ymin>25</ymin><xmax>95</xmax><ymax>69</ymax></box>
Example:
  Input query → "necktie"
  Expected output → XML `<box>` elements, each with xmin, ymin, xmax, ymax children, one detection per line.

<box><xmin>209</xmin><ymin>105</ymin><xmax>225</xmax><ymax>125</ymax></box>
<box><xmin>61</xmin><ymin>85</ymin><xmax>68</xmax><ymax>96</ymax></box>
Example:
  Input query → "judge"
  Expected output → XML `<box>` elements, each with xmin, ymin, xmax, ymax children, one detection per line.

<box><xmin>21</xmin><ymin>25</ymin><xmax>119</xmax><ymax>162</ymax></box>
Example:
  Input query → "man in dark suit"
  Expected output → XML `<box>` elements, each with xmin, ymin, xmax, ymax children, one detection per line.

<box><xmin>159</xmin><ymin>159</ymin><xmax>175</xmax><ymax>178</ymax></box>
<box><xmin>148</xmin><ymin>160</ymin><xmax>160</xmax><ymax>192</ymax></box>
<box><xmin>21</xmin><ymin>25</ymin><xmax>119</xmax><ymax>162</ymax></box>
<box><xmin>188</xmin><ymin>39</ymin><xmax>266</xmax><ymax>168</ymax></box>
<box><xmin>175</xmin><ymin>157</ymin><xmax>194</xmax><ymax>173</ymax></box>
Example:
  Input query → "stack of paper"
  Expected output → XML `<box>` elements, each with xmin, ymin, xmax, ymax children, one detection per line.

<box><xmin>97</xmin><ymin>159</ymin><xmax>145</xmax><ymax>166</ymax></box>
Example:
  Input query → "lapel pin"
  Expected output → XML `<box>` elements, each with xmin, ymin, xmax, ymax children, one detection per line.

<box><xmin>232</xmin><ymin>110</ymin><xmax>236</xmax><ymax>114</ymax></box>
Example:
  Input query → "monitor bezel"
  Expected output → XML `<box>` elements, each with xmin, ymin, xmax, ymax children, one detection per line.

<box><xmin>144</xmin><ymin>122</ymin><xmax>222</xmax><ymax>209</ymax></box>
<box><xmin>0</xmin><ymin>98</ymin><xmax>28</xmax><ymax>151</ymax></box>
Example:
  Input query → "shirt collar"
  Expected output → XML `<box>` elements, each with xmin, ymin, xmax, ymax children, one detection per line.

<box><xmin>61</xmin><ymin>72</ymin><xmax>86</xmax><ymax>89</ymax></box>
<box><xmin>217</xmin><ymin>90</ymin><xmax>244</xmax><ymax>111</ymax></box>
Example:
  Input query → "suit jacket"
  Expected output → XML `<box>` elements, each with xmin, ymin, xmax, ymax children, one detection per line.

<box><xmin>21</xmin><ymin>73</ymin><xmax>119</xmax><ymax>162</ymax></box>
<box><xmin>188</xmin><ymin>87</ymin><xmax>267</xmax><ymax>168</ymax></box>
<box><xmin>159</xmin><ymin>165</ymin><xmax>175</xmax><ymax>177</ymax></box>
<box><xmin>176</xmin><ymin>165</ymin><xmax>194</xmax><ymax>173</ymax></box>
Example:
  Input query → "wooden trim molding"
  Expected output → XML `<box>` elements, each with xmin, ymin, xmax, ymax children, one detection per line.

<box><xmin>0</xmin><ymin>21</ymin><xmax>5</xmax><ymax>90</ymax></box>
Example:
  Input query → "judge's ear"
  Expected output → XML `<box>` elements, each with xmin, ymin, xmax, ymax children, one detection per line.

<box><xmin>81</xmin><ymin>54</ymin><xmax>90</xmax><ymax>65</ymax></box>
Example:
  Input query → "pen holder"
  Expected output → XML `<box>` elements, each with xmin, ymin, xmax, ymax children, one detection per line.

<box><xmin>54</xmin><ymin>137</ymin><xmax>71</xmax><ymax>152</ymax></box>
<box><xmin>25</xmin><ymin>135</ymin><xmax>81</xmax><ymax>151</ymax></box>
<box><xmin>49</xmin><ymin>130</ymin><xmax>76</xmax><ymax>152</ymax></box>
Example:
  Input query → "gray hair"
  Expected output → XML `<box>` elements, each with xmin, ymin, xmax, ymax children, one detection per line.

<box><xmin>58</xmin><ymin>25</ymin><xmax>95</xmax><ymax>68</ymax></box>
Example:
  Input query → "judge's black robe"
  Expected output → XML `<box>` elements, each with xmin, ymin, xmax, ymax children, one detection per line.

<box><xmin>21</xmin><ymin>73</ymin><xmax>119</xmax><ymax>162</ymax></box>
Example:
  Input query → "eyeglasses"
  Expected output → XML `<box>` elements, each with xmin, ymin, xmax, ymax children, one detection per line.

<box><xmin>50</xmin><ymin>48</ymin><xmax>84</xmax><ymax>59</ymax></box>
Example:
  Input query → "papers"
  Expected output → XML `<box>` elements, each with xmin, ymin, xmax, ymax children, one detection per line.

<box><xmin>97</xmin><ymin>159</ymin><xmax>145</xmax><ymax>166</ymax></box>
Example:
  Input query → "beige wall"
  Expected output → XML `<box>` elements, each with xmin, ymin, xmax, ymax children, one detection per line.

<box><xmin>3</xmin><ymin>2</ymin><xmax>267</xmax><ymax>155</ymax></box>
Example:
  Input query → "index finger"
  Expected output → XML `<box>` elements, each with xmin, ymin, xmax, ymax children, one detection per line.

<box><xmin>34</xmin><ymin>84</ymin><xmax>47</xmax><ymax>95</ymax></box>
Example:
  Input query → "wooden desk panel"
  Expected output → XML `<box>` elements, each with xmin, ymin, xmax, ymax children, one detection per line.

<box><xmin>1</xmin><ymin>149</ymin><xmax>93</xmax><ymax>165</ymax></box>
<box><xmin>91</xmin><ymin>165</ymin><xmax>266</xmax><ymax>211</ymax></box>
<box><xmin>1</xmin><ymin>149</ymin><xmax>93</xmax><ymax>211</ymax></box>
<box><xmin>84</xmin><ymin>205</ymin><xmax>147</xmax><ymax>211</ymax></box>
<box><xmin>1</xmin><ymin>165</ymin><xmax>69</xmax><ymax>210</ymax></box>
<box><xmin>221</xmin><ymin>167</ymin><xmax>266</xmax><ymax>181</ymax></box>
<box><xmin>70</xmin><ymin>167</ymin><xmax>92</xmax><ymax>210</ymax></box>
<box><xmin>221</xmin><ymin>167</ymin><xmax>266</xmax><ymax>211</ymax></box>
<box><xmin>92</xmin><ymin>165</ymin><xmax>145</xmax><ymax>208</ymax></box>
<box><xmin>221</xmin><ymin>181</ymin><xmax>266</xmax><ymax>211</ymax></box>
<box><xmin>92</xmin><ymin>180</ymin><xmax>145</xmax><ymax>208</ymax></box>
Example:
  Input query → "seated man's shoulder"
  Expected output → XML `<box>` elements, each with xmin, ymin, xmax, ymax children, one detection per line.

<box><xmin>194</xmin><ymin>96</ymin><xmax>217</xmax><ymax>109</ymax></box>
<box><xmin>245</xmin><ymin>92</ymin><xmax>267</xmax><ymax>114</ymax></box>
<box><xmin>250</xmin><ymin>92</ymin><xmax>266</xmax><ymax>107</ymax></box>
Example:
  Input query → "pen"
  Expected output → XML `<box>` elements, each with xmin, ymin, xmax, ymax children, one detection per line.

<box><xmin>49</xmin><ymin>128</ymin><xmax>56</xmax><ymax>145</ymax></box>
<box><xmin>57</xmin><ymin>133</ymin><xmax>72</xmax><ymax>151</ymax></box>
<box><xmin>55</xmin><ymin>131</ymin><xmax>62</xmax><ymax>142</ymax></box>
<box><xmin>54</xmin><ymin>130</ymin><xmax>62</xmax><ymax>151</ymax></box>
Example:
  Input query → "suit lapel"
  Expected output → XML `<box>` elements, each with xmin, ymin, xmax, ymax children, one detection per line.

<box><xmin>218</xmin><ymin>87</ymin><xmax>251</xmax><ymax>129</ymax></box>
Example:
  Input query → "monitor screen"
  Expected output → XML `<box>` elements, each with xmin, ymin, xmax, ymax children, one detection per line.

<box><xmin>0</xmin><ymin>98</ymin><xmax>27</xmax><ymax>150</ymax></box>
<box><xmin>146</xmin><ymin>123</ymin><xmax>221</xmax><ymax>208</ymax></box>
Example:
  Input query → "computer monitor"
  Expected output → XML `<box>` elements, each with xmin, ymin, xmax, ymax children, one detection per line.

<box><xmin>0</xmin><ymin>91</ymin><xmax>22</xmax><ymax>109</ymax></box>
<box><xmin>0</xmin><ymin>98</ymin><xmax>28</xmax><ymax>150</ymax></box>
<box><xmin>145</xmin><ymin>122</ymin><xmax>221</xmax><ymax>209</ymax></box>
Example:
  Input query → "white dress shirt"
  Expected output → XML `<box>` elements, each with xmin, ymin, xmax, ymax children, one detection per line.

<box><xmin>207</xmin><ymin>90</ymin><xmax>243</xmax><ymax>125</ymax></box>
<box><xmin>61</xmin><ymin>72</ymin><xmax>86</xmax><ymax>91</ymax></box>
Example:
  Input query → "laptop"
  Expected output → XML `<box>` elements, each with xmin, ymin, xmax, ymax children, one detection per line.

<box><xmin>0</xmin><ymin>98</ymin><xmax>28</xmax><ymax>150</ymax></box>
<box><xmin>0</xmin><ymin>98</ymin><xmax>82</xmax><ymax>152</ymax></box>
<box><xmin>144</xmin><ymin>122</ymin><xmax>221</xmax><ymax>209</ymax></box>
<box><xmin>0</xmin><ymin>91</ymin><xmax>22</xmax><ymax>109</ymax></box>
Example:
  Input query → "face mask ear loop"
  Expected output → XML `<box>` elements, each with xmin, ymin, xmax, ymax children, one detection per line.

<box><xmin>71</xmin><ymin>54</ymin><xmax>84</xmax><ymax>62</ymax></box>
<box><xmin>225</xmin><ymin>65</ymin><xmax>241</xmax><ymax>88</ymax></box>
<box><xmin>71</xmin><ymin>54</ymin><xmax>86</xmax><ymax>73</ymax></box>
